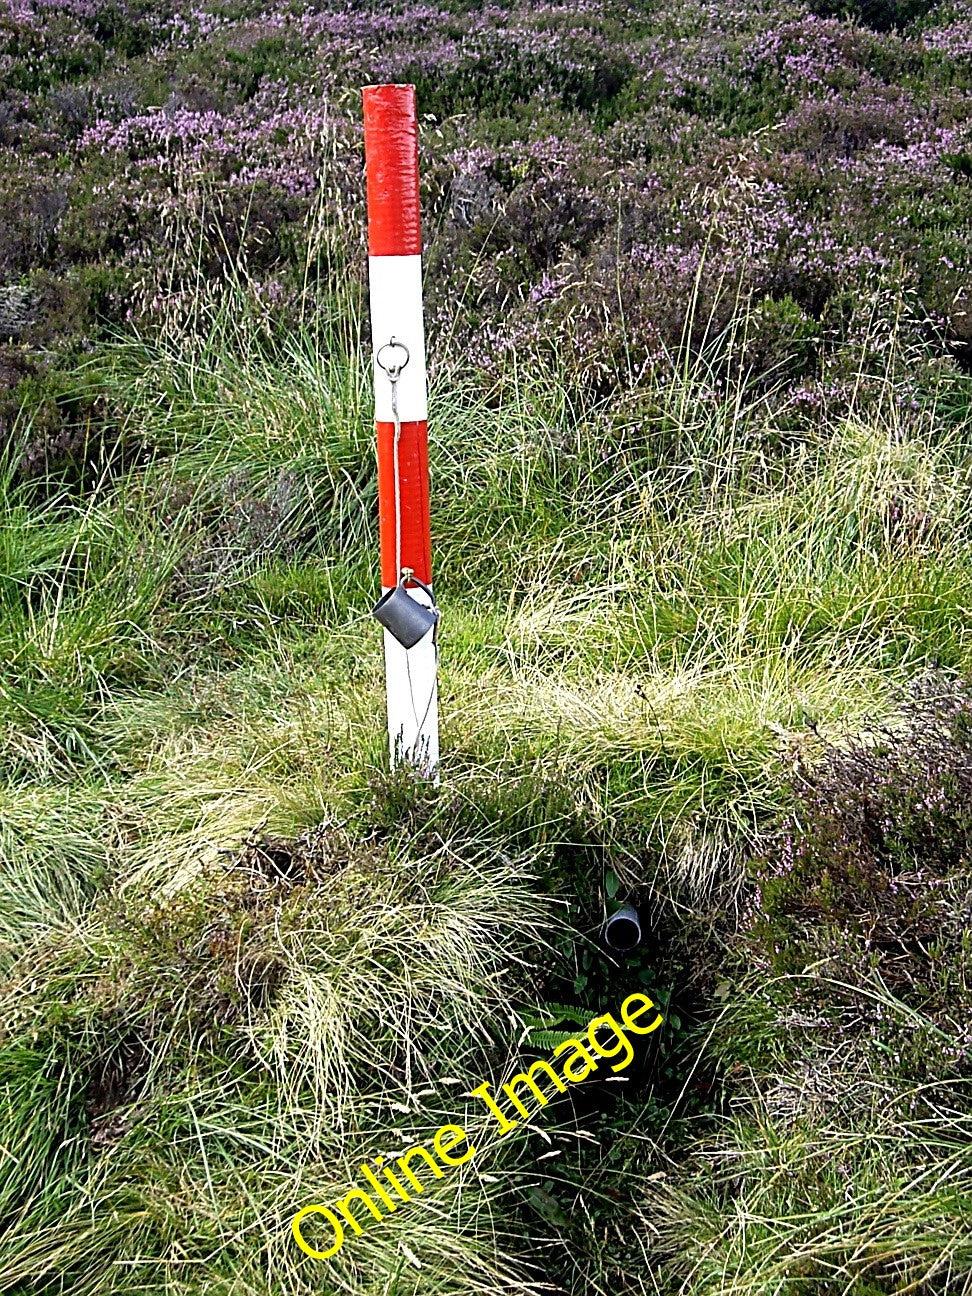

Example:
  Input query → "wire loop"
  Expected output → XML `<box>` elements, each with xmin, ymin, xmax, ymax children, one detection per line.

<box><xmin>376</xmin><ymin>337</ymin><xmax>410</xmax><ymax>380</ymax></box>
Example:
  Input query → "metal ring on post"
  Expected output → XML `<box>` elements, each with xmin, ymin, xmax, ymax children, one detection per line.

<box><xmin>376</xmin><ymin>337</ymin><xmax>410</xmax><ymax>379</ymax></box>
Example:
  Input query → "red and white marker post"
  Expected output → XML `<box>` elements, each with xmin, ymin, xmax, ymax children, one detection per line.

<box><xmin>362</xmin><ymin>84</ymin><xmax>439</xmax><ymax>775</ymax></box>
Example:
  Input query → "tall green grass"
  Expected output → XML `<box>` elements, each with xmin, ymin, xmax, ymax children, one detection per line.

<box><xmin>3</xmin><ymin>272</ymin><xmax>972</xmax><ymax>1293</ymax></box>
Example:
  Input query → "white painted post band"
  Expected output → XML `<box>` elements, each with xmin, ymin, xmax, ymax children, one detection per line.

<box><xmin>380</xmin><ymin>588</ymin><xmax>439</xmax><ymax>774</ymax></box>
<box><xmin>368</xmin><ymin>256</ymin><xmax>428</xmax><ymax>423</ymax></box>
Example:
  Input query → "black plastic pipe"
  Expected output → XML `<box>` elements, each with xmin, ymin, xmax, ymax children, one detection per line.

<box><xmin>603</xmin><ymin>903</ymin><xmax>642</xmax><ymax>953</ymax></box>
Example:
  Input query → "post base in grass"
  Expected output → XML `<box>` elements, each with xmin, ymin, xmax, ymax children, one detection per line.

<box><xmin>382</xmin><ymin>583</ymin><xmax>439</xmax><ymax>778</ymax></box>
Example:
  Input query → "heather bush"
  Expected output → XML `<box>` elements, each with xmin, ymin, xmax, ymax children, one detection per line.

<box><xmin>744</xmin><ymin>672</ymin><xmax>972</xmax><ymax>1078</ymax></box>
<box><xmin>3</xmin><ymin>0</ymin><xmax>972</xmax><ymax>401</ymax></box>
<box><xmin>808</xmin><ymin>0</ymin><xmax>936</xmax><ymax>32</ymax></box>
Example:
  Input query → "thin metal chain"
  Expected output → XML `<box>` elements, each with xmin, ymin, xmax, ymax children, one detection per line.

<box><xmin>390</xmin><ymin>368</ymin><xmax>402</xmax><ymax>585</ymax></box>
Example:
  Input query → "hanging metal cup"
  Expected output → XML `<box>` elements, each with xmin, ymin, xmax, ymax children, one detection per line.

<box><xmin>603</xmin><ymin>903</ymin><xmax>642</xmax><ymax>954</ymax></box>
<box><xmin>372</xmin><ymin>575</ymin><xmax>439</xmax><ymax>649</ymax></box>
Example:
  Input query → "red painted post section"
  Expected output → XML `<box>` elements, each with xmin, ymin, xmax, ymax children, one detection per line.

<box><xmin>374</xmin><ymin>421</ymin><xmax>432</xmax><ymax>588</ymax></box>
<box><xmin>363</xmin><ymin>85</ymin><xmax>422</xmax><ymax>257</ymax></box>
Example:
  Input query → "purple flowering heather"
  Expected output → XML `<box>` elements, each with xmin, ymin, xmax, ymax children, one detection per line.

<box><xmin>80</xmin><ymin>80</ymin><xmax>332</xmax><ymax>197</ymax></box>
<box><xmin>1</xmin><ymin>0</ymin><xmax>972</xmax><ymax>382</ymax></box>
